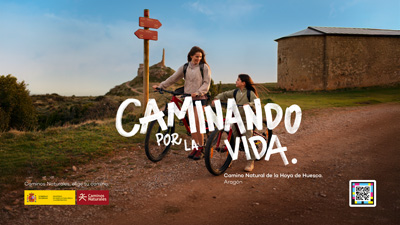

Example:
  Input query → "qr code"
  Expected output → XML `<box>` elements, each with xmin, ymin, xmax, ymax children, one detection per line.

<box><xmin>349</xmin><ymin>180</ymin><xmax>376</xmax><ymax>207</ymax></box>
<box><xmin>355</xmin><ymin>186</ymin><xmax>370</xmax><ymax>201</ymax></box>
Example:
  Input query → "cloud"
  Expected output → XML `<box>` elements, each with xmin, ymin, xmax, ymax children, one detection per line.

<box><xmin>185</xmin><ymin>0</ymin><xmax>261</xmax><ymax>19</ymax></box>
<box><xmin>187</xmin><ymin>1</ymin><xmax>214</xmax><ymax>15</ymax></box>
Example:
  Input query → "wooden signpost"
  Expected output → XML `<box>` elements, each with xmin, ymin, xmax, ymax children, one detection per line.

<box><xmin>134</xmin><ymin>9</ymin><xmax>162</xmax><ymax>111</ymax></box>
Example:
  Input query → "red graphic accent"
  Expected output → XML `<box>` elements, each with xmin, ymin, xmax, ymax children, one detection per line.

<box><xmin>76</xmin><ymin>190</ymin><xmax>109</xmax><ymax>205</ymax></box>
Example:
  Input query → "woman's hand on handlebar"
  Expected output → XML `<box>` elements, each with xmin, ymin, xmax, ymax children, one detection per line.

<box><xmin>191</xmin><ymin>93</ymin><xmax>198</xmax><ymax>98</ymax></box>
<box><xmin>152</xmin><ymin>85</ymin><xmax>159</xmax><ymax>91</ymax></box>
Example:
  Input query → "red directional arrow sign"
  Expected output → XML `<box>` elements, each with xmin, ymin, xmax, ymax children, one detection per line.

<box><xmin>134</xmin><ymin>29</ymin><xmax>158</xmax><ymax>41</ymax></box>
<box><xmin>136</xmin><ymin>9</ymin><xmax>161</xmax><ymax>110</ymax></box>
<box><xmin>139</xmin><ymin>17</ymin><xmax>162</xmax><ymax>29</ymax></box>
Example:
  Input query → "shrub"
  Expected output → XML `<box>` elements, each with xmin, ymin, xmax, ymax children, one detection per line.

<box><xmin>0</xmin><ymin>74</ymin><xmax>37</xmax><ymax>132</ymax></box>
<box><xmin>209</xmin><ymin>79</ymin><xmax>219</xmax><ymax>100</ymax></box>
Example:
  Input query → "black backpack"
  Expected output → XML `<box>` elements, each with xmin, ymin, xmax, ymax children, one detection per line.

<box><xmin>183</xmin><ymin>62</ymin><xmax>204</xmax><ymax>79</ymax></box>
<box><xmin>233</xmin><ymin>89</ymin><xmax>252</xmax><ymax>102</ymax></box>
<box><xmin>180</xmin><ymin>63</ymin><xmax>210</xmax><ymax>100</ymax></box>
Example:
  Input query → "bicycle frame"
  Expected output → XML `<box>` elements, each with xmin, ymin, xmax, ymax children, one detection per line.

<box><xmin>168</xmin><ymin>95</ymin><xmax>191</xmax><ymax>134</ymax></box>
<box><xmin>214</xmin><ymin>119</ymin><xmax>233</xmax><ymax>151</ymax></box>
<box><xmin>145</xmin><ymin>88</ymin><xmax>210</xmax><ymax>162</ymax></box>
<box><xmin>158</xmin><ymin>87</ymin><xmax>209</xmax><ymax>137</ymax></box>
<box><xmin>211</xmin><ymin>104</ymin><xmax>269</xmax><ymax>157</ymax></box>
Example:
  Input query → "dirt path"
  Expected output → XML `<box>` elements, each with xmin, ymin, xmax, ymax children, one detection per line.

<box><xmin>124</xmin><ymin>82</ymin><xmax>142</xmax><ymax>95</ymax></box>
<box><xmin>2</xmin><ymin>103</ymin><xmax>400</xmax><ymax>225</ymax></box>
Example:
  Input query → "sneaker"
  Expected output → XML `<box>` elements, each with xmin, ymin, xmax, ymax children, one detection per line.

<box><xmin>244</xmin><ymin>160</ymin><xmax>254</xmax><ymax>172</ymax></box>
<box><xmin>188</xmin><ymin>148</ymin><xmax>197</xmax><ymax>159</ymax></box>
<box><xmin>193</xmin><ymin>146</ymin><xmax>204</xmax><ymax>160</ymax></box>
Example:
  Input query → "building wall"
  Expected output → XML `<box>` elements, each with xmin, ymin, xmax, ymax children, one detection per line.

<box><xmin>325</xmin><ymin>36</ymin><xmax>400</xmax><ymax>90</ymax></box>
<box><xmin>277</xmin><ymin>36</ymin><xmax>325</xmax><ymax>90</ymax></box>
<box><xmin>277</xmin><ymin>35</ymin><xmax>400</xmax><ymax>91</ymax></box>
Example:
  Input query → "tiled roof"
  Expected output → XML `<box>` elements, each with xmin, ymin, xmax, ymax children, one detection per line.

<box><xmin>310</xmin><ymin>26</ymin><xmax>400</xmax><ymax>35</ymax></box>
<box><xmin>275</xmin><ymin>26</ymin><xmax>400</xmax><ymax>41</ymax></box>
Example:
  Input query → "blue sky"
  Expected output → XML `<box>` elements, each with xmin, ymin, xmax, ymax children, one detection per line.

<box><xmin>0</xmin><ymin>0</ymin><xmax>399</xmax><ymax>95</ymax></box>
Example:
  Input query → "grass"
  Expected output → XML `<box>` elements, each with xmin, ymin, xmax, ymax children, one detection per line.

<box><xmin>0</xmin><ymin>120</ymin><xmax>145</xmax><ymax>192</ymax></box>
<box><xmin>0</xmin><ymin>83</ymin><xmax>399</xmax><ymax>193</ymax></box>
<box><xmin>262</xmin><ymin>85</ymin><xmax>400</xmax><ymax>110</ymax></box>
<box><xmin>219</xmin><ymin>83</ymin><xmax>400</xmax><ymax>110</ymax></box>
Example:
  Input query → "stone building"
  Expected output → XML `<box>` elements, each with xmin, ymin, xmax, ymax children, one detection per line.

<box><xmin>275</xmin><ymin>26</ymin><xmax>400</xmax><ymax>91</ymax></box>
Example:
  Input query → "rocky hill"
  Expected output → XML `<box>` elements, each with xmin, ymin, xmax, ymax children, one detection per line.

<box><xmin>106</xmin><ymin>49</ymin><xmax>179</xmax><ymax>96</ymax></box>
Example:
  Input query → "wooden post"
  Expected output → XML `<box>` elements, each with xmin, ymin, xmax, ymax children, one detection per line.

<box><xmin>143</xmin><ymin>9</ymin><xmax>150</xmax><ymax>112</ymax></box>
<box><xmin>135</xmin><ymin>9</ymin><xmax>161</xmax><ymax>111</ymax></box>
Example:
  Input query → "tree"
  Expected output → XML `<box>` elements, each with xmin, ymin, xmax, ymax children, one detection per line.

<box><xmin>0</xmin><ymin>74</ymin><xmax>37</xmax><ymax>132</ymax></box>
<box><xmin>208</xmin><ymin>79</ymin><xmax>220</xmax><ymax>100</ymax></box>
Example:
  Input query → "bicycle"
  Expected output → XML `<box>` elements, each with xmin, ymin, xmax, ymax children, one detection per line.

<box><xmin>204</xmin><ymin>102</ymin><xmax>273</xmax><ymax>176</ymax></box>
<box><xmin>144</xmin><ymin>88</ymin><xmax>208</xmax><ymax>162</ymax></box>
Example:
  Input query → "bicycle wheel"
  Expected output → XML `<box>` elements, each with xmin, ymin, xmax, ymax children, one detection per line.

<box><xmin>252</xmin><ymin>125</ymin><xmax>273</xmax><ymax>160</ymax></box>
<box><xmin>204</xmin><ymin>129</ymin><xmax>234</xmax><ymax>176</ymax></box>
<box><xmin>144</xmin><ymin>116</ymin><xmax>175</xmax><ymax>162</ymax></box>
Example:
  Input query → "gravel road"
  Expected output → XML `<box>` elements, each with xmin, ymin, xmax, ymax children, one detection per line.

<box><xmin>2</xmin><ymin>102</ymin><xmax>400</xmax><ymax>225</ymax></box>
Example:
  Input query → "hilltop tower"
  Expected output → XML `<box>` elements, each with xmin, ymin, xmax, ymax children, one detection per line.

<box><xmin>161</xmin><ymin>48</ymin><xmax>165</xmax><ymax>67</ymax></box>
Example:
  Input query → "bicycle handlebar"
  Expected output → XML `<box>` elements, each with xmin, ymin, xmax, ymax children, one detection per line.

<box><xmin>155</xmin><ymin>88</ymin><xmax>191</xmax><ymax>97</ymax></box>
<box><xmin>154</xmin><ymin>88</ymin><xmax>245</xmax><ymax>107</ymax></box>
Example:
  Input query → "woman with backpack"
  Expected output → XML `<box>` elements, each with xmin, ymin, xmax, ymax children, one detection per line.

<box><xmin>152</xmin><ymin>46</ymin><xmax>211</xmax><ymax>160</ymax></box>
<box><xmin>212</xmin><ymin>74</ymin><xmax>259</xmax><ymax>172</ymax></box>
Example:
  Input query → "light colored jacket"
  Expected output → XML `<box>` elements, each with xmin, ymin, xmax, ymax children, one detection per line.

<box><xmin>159</xmin><ymin>62</ymin><xmax>211</xmax><ymax>99</ymax></box>
<box><xmin>215</xmin><ymin>88</ymin><xmax>257</xmax><ymax>117</ymax></box>
<box><xmin>215</xmin><ymin>88</ymin><xmax>256</xmax><ymax>106</ymax></box>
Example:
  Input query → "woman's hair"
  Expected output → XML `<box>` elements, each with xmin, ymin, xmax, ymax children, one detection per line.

<box><xmin>187</xmin><ymin>46</ymin><xmax>208</xmax><ymax>65</ymax></box>
<box><xmin>238</xmin><ymin>74</ymin><xmax>259</xmax><ymax>97</ymax></box>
